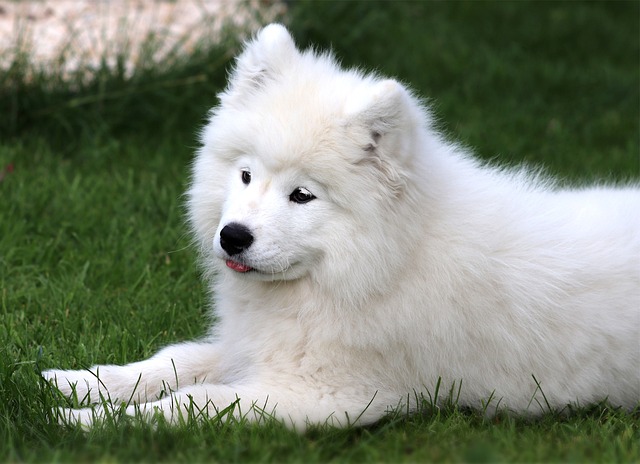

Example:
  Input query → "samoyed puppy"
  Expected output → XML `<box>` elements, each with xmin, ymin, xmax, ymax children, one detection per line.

<box><xmin>43</xmin><ymin>24</ymin><xmax>639</xmax><ymax>429</ymax></box>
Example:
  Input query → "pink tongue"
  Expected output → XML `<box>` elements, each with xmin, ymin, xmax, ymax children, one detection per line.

<box><xmin>226</xmin><ymin>259</ymin><xmax>253</xmax><ymax>273</ymax></box>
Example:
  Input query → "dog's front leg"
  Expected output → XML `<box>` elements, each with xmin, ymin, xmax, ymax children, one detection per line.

<box><xmin>56</xmin><ymin>382</ymin><xmax>392</xmax><ymax>431</ymax></box>
<box><xmin>57</xmin><ymin>383</ymin><xmax>271</xmax><ymax>429</ymax></box>
<box><xmin>42</xmin><ymin>341</ymin><xmax>222</xmax><ymax>405</ymax></box>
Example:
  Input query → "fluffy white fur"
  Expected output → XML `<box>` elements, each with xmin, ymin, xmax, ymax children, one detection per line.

<box><xmin>43</xmin><ymin>24</ymin><xmax>640</xmax><ymax>429</ymax></box>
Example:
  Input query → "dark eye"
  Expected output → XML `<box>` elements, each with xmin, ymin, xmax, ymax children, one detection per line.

<box><xmin>241</xmin><ymin>169</ymin><xmax>251</xmax><ymax>185</ymax></box>
<box><xmin>289</xmin><ymin>187</ymin><xmax>316</xmax><ymax>204</ymax></box>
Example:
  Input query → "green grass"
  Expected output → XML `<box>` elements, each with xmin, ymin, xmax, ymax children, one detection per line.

<box><xmin>1</xmin><ymin>1</ymin><xmax>639</xmax><ymax>462</ymax></box>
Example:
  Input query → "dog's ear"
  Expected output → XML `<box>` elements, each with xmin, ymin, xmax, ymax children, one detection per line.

<box><xmin>224</xmin><ymin>24</ymin><xmax>298</xmax><ymax>101</ymax></box>
<box><xmin>344</xmin><ymin>79</ymin><xmax>414</xmax><ymax>196</ymax></box>
<box><xmin>344</xmin><ymin>79</ymin><xmax>407</xmax><ymax>137</ymax></box>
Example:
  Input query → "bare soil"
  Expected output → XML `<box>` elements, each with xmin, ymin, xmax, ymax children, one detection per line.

<box><xmin>0</xmin><ymin>0</ymin><xmax>284</xmax><ymax>75</ymax></box>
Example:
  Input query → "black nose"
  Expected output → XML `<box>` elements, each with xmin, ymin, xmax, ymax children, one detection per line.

<box><xmin>219</xmin><ymin>223</ymin><xmax>254</xmax><ymax>256</ymax></box>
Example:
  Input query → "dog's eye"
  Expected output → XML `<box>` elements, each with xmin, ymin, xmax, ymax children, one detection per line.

<box><xmin>289</xmin><ymin>187</ymin><xmax>316</xmax><ymax>204</ymax></box>
<box><xmin>241</xmin><ymin>169</ymin><xmax>251</xmax><ymax>185</ymax></box>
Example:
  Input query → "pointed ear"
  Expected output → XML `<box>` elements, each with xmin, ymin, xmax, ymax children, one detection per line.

<box><xmin>344</xmin><ymin>80</ymin><xmax>413</xmax><ymax>195</ymax></box>
<box><xmin>344</xmin><ymin>79</ymin><xmax>408</xmax><ymax>138</ymax></box>
<box><xmin>224</xmin><ymin>24</ymin><xmax>298</xmax><ymax>100</ymax></box>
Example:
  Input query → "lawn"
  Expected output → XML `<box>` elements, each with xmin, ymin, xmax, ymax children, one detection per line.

<box><xmin>1</xmin><ymin>1</ymin><xmax>638</xmax><ymax>462</ymax></box>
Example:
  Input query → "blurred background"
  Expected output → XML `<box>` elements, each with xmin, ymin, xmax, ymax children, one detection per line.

<box><xmin>1</xmin><ymin>0</ymin><xmax>638</xmax><ymax>177</ymax></box>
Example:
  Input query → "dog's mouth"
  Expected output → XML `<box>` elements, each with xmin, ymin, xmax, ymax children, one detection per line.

<box><xmin>225</xmin><ymin>259</ymin><xmax>254</xmax><ymax>273</ymax></box>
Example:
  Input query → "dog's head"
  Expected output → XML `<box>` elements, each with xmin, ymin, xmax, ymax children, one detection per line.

<box><xmin>188</xmin><ymin>24</ymin><xmax>428</xmax><ymax>291</ymax></box>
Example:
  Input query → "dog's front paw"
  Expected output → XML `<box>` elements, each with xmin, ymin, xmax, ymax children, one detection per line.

<box><xmin>54</xmin><ymin>404</ymin><xmax>123</xmax><ymax>429</ymax></box>
<box><xmin>42</xmin><ymin>368</ymin><xmax>105</xmax><ymax>404</ymax></box>
<box><xmin>55</xmin><ymin>406</ymin><xmax>98</xmax><ymax>429</ymax></box>
<box><xmin>53</xmin><ymin>403</ymin><xmax>158</xmax><ymax>430</ymax></box>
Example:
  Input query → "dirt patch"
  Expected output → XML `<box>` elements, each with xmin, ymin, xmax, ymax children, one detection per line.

<box><xmin>0</xmin><ymin>0</ymin><xmax>284</xmax><ymax>76</ymax></box>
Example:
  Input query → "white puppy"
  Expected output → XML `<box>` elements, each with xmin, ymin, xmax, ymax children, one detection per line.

<box><xmin>43</xmin><ymin>24</ymin><xmax>640</xmax><ymax>429</ymax></box>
